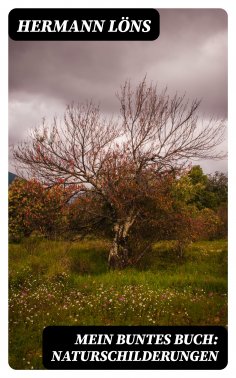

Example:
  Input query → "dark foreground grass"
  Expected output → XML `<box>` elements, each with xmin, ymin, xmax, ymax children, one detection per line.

<box><xmin>9</xmin><ymin>238</ymin><xmax>227</xmax><ymax>369</ymax></box>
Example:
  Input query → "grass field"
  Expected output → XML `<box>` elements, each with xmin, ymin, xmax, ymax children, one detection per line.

<box><xmin>9</xmin><ymin>238</ymin><xmax>227</xmax><ymax>369</ymax></box>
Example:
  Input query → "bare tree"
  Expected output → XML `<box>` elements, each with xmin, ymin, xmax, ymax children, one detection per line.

<box><xmin>13</xmin><ymin>78</ymin><xmax>226</xmax><ymax>268</ymax></box>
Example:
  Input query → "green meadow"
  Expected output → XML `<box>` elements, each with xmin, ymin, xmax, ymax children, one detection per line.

<box><xmin>9</xmin><ymin>238</ymin><xmax>227</xmax><ymax>369</ymax></box>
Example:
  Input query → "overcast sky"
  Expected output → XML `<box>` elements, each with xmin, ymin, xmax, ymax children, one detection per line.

<box><xmin>9</xmin><ymin>8</ymin><xmax>227</xmax><ymax>173</ymax></box>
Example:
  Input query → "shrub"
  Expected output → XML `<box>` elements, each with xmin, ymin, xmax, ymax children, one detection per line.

<box><xmin>9</xmin><ymin>178</ymin><xmax>71</xmax><ymax>241</ymax></box>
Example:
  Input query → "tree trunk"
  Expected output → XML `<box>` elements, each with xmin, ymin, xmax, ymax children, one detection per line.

<box><xmin>108</xmin><ymin>215</ymin><xmax>136</xmax><ymax>269</ymax></box>
<box><xmin>108</xmin><ymin>236</ymin><xmax>129</xmax><ymax>269</ymax></box>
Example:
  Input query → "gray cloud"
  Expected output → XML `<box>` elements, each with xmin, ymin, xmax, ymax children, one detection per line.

<box><xmin>9</xmin><ymin>9</ymin><xmax>227</xmax><ymax>173</ymax></box>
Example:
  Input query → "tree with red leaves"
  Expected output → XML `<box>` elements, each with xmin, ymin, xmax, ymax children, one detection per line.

<box><xmin>13</xmin><ymin>78</ymin><xmax>226</xmax><ymax>268</ymax></box>
<box><xmin>9</xmin><ymin>178</ymin><xmax>75</xmax><ymax>241</ymax></box>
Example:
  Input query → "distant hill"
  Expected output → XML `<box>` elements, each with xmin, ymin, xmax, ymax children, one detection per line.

<box><xmin>8</xmin><ymin>172</ymin><xmax>18</xmax><ymax>185</ymax></box>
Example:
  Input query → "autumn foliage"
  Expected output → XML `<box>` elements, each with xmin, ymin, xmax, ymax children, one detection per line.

<box><xmin>9</xmin><ymin>163</ymin><xmax>226</xmax><ymax>264</ymax></box>
<box><xmin>9</xmin><ymin>179</ymin><xmax>74</xmax><ymax>241</ymax></box>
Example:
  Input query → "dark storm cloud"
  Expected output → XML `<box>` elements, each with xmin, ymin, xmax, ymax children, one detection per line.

<box><xmin>9</xmin><ymin>9</ymin><xmax>227</xmax><ymax>172</ymax></box>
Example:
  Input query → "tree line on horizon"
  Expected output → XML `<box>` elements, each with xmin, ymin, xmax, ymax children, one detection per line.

<box><xmin>9</xmin><ymin>164</ymin><xmax>227</xmax><ymax>266</ymax></box>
